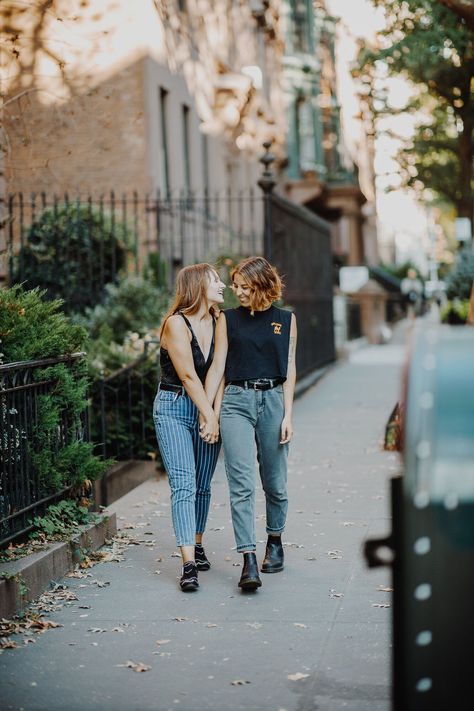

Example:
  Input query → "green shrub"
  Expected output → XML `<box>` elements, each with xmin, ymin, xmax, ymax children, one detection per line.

<box><xmin>79</xmin><ymin>276</ymin><xmax>169</xmax><ymax>344</ymax></box>
<box><xmin>11</xmin><ymin>203</ymin><xmax>129</xmax><ymax>314</ymax></box>
<box><xmin>445</xmin><ymin>248</ymin><xmax>474</xmax><ymax>300</ymax></box>
<box><xmin>75</xmin><ymin>276</ymin><xmax>168</xmax><ymax>462</ymax></box>
<box><xmin>440</xmin><ymin>299</ymin><xmax>470</xmax><ymax>324</ymax></box>
<box><xmin>0</xmin><ymin>285</ymin><xmax>110</xmax><ymax>504</ymax></box>
<box><xmin>0</xmin><ymin>285</ymin><xmax>86</xmax><ymax>364</ymax></box>
<box><xmin>74</xmin><ymin>276</ymin><xmax>169</xmax><ymax>376</ymax></box>
<box><xmin>31</xmin><ymin>499</ymin><xmax>93</xmax><ymax>540</ymax></box>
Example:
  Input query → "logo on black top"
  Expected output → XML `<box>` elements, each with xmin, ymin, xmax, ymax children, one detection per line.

<box><xmin>271</xmin><ymin>321</ymin><xmax>282</xmax><ymax>335</ymax></box>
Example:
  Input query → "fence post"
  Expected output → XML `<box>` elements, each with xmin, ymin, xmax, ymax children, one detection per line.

<box><xmin>257</xmin><ymin>141</ymin><xmax>276</xmax><ymax>261</ymax></box>
<box><xmin>99</xmin><ymin>377</ymin><xmax>108</xmax><ymax>507</ymax></box>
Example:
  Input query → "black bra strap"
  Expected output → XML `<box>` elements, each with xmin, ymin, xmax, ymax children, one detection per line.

<box><xmin>179</xmin><ymin>312</ymin><xmax>194</xmax><ymax>335</ymax></box>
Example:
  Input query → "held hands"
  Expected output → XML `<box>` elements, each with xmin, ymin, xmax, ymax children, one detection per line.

<box><xmin>199</xmin><ymin>411</ymin><xmax>220</xmax><ymax>444</ymax></box>
<box><xmin>280</xmin><ymin>416</ymin><xmax>293</xmax><ymax>444</ymax></box>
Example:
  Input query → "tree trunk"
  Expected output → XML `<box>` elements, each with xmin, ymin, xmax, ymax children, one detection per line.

<box><xmin>458</xmin><ymin>110</ymin><xmax>473</xmax><ymax>231</ymax></box>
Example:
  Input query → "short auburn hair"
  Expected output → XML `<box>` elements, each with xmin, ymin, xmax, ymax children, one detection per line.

<box><xmin>231</xmin><ymin>256</ymin><xmax>283</xmax><ymax>312</ymax></box>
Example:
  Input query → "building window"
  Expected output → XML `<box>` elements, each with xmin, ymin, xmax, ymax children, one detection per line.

<box><xmin>296</xmin><ymin>97</ymin><xmax>316</xmax><ymax>172</ymax></box>
<box><xmin>182</xmin><ymin>104</ymin><xmax>191</xmax><ymax>194</ymax></box>
<box><xmin>291</xmin><ymin>0</ymin><xmax>312</xmax><ymax>54</ymax></box>
<box><xmin>159</xmin><ymin>88</ymin><xmax>170</xmax><ymax>197</ymax></box>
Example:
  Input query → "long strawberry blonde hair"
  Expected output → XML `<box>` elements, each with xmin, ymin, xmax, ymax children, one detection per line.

<box><xmin>159</xmin><ymin>263</ymin><xmax>216</xmax><ymax>338</ymax></box>
<box><xmin>231</xmin><ymin>256</ymin><xmax>283</xmax><ymax>312</ymax></box>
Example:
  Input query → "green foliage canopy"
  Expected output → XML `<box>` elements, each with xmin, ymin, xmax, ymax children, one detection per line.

<box><xmin>357</xmin><ymin>0</ymin><xmax>474</xmax><ymax>218</ymax></box>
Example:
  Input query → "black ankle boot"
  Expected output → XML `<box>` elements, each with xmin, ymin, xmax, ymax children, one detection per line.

<box><xmin>180</xmin><ymin>561</ymin><xmax>199</xmax><ymax>592</ymax></box>
<box><xmin>261</xmin><ymin>535</ymin><xmax>284</xmax><ymax>573</ymax></box>
<box><xmin>238</xmin><ymin>552</ymin><xmax>262</xmax><ymax>590</ymax></box>
<box><xmin>195</xmin><ymin>544</ymin><xmax>211</xmax><ymax>571</ymax></box>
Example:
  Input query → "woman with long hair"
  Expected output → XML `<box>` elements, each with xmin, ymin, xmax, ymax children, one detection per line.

<box><xmin>205</xmin><ymin>256</ymin><xmax>297</xmax><ymax>591</ymax></box>
<box><xmin>153</xmin><ymin>263</ymin><xmax>225</xmax><ymax>591</ymax></box>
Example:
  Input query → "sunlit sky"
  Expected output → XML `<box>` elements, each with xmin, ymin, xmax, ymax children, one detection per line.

<box><xmin>326</xmin><ymin>0</ymin><xmax>430</xmax><ymax>271</ymax></box>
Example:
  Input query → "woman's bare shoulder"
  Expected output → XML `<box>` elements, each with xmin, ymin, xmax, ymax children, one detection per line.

<box><xmin>162</xmin><ymin>314</ymin><xmax>189</xmax><ymax>345</ymax></box>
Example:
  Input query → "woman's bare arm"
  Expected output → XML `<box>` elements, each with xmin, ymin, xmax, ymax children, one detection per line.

<box><xmin>281</xmin><ymin>313</ymin><xmax>297</xmax><ymax>444</ymax></box>
<box><xmin>163</xmin><ymin>316</ymin><xmax>219</xmax><ymax>441</ymax></box>
<box><xmin>204</xmin><ymin>313</ymin><xmax>228</xmax><ymax>405</ymax></box>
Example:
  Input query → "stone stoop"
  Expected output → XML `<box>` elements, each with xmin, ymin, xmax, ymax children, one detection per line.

<box><xmin>0</xmin><ymin>513</ymin><xmax>117</xmax><ymax>619</ymax></box>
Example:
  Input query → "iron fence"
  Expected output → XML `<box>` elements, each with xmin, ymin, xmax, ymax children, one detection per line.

<box><xmin>88</xmin><ymin>343</ymin><xmax>161</xmax><ymax>507</ymax></box>
<box><xmin>270</xmin><ymin>193</ymin><xmax>335</xmax><ymax>376</ymax></box>
<box><xmin>4</xmin><ymin>190</ymin><xmax>263</xmax><ymax>311</ymax></box>
<box><xmin>0</xmin><ymin>353</ymin><xmax>87</xmax><ymax>546</ymax></box>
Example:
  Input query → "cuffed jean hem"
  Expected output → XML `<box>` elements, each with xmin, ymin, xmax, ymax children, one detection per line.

<box><xmin>266</xmin><ymin>527</ymin><xmax>285</xmax><ymax>535</ymax></box>
<box><xmin>176</xmin><ymin>539</ymin><xmax>196</xmax><ymax>548</ymax></box>
<box><xmin>236</xmin><ymin>544</ymin><xmax>257</xmax><ymax>553</ymax></box>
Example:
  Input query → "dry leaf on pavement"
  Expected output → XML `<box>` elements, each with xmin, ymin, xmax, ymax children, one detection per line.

<box><xmin>117</xmin><ymin>660</ymin><xmax>151</xmax><ymax>672</ymax></box>
<box><xmin>288</xmin><ymin>672</ymin><xmax>309</xmax><ymax>681</ymax></box>
<box><xmin>231</xmin><ymin>679</ymin><xmax>251</xmax><ymax>685</ymax></box>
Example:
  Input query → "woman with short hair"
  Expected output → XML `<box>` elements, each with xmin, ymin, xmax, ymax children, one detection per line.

<box><xmin>154</xmin><ymin>263</ymin><xmax>225</xmax><ymax>591</ymax></box>
<box><xmin>205</xmin><ymin>256</ymin><xmax>297</xmax><ymax>590</ymax></box>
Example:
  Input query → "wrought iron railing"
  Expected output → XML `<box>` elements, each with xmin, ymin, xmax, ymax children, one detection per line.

<box><xmin>4</xmin><ymin>190</ymin><xmax>263</xmax><ymax>310</ymax></box>
<box><xmin>0</xmin><ymin>353</ymin><xmax>87</xmax><ymax>546</ymax></box>
<box><xmin>88</xmin><ymin>342</ymin><xmax>161</xmax><ymax>504</ymax></box>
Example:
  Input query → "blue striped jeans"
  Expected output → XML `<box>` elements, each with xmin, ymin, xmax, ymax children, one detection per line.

<box><xmin>153</xmin><ymin>388</ymin><xmax>221</xmax><ymax>547</ymax></box>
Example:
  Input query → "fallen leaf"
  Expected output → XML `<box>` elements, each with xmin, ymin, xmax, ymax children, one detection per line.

<box><xmin>372</xmin><ymin>603</ymin><xmax>391</xmax><ymax>608</ymax></box>
<box><xmin>156</xmin><ymin>639</ymin><xmax>171</xmax><ymax>645</ymax></box>
<box><xmin>88</xmin><ymin>627</ymin><xmax>106</xmax><ymax>634</ymax></box>
<box><xmin>288</xmin><ymin>672</ymin><xmax>309</xmax><ymax>681</ymax></box>
<box><xmin>246</xmin><ymin>622</ymin><xmax>263</xmax><ymax>629</ymax></box>
<box><xmin>377</xmin><ymin>586</ymin><xmax>393</xmax><ymax>592</ymax></box>
<box><xmin>231</xmin><ymin>679</ymin><xmax>251</xmax><ymax>685</ymax></box>
<box><xmin>173</xmin><ymin>617</ymin><xmax>189</xmax><ymax>622</ymax></box>
<box><xmin>117</xmin><ymin>660</ymin><xmax>151</xmax><ymax>672</ymax></box>
<box><xmin>206</xmin><ymin>623</ymin><xmax>218</xmax><ymax>628</ymax></box>
<box><xmin>294</xmin><ymin>623</ymin><xmax>307</xmax><ymax>628</ymax></box>
<box><xmin>327</xmin><ymin>550</ymin><xmax>343</xmax><ymax>559</ymax></box>
<box><xmin>329</xmin><ymin>589</ymin><xmax>344</xmax><ymax>598</ymax></box>
<box><xmin>0</xmin><ymin>640</ymin><xmax>19</xmax><ymax>649</ymax></box>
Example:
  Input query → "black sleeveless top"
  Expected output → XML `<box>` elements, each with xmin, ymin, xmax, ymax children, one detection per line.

<box><xmin>160</xmin><ymin>313</ymin><xmax>216</xmax><ymax>386</ymax></box>
<box><xmin>224</xmin><ymin>305</ymin><xmax>292</xmax><ymax>382</ymax></box>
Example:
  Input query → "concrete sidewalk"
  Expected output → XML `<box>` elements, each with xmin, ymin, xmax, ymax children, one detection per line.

<box><xmin>0</xmin><ymin>332</ymin><xmax>407</xmax><ymax>711</ymax></box>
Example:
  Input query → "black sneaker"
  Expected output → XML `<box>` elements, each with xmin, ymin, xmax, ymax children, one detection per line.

<box><xmin>180</xmin><ymin>561</ymin><xmax>199</xmax><ymax>592</ymax></box>
<box><xmin>195</xmin><ymin>544</ymin><xmax>211</xmax><ymax>571</ymax></box>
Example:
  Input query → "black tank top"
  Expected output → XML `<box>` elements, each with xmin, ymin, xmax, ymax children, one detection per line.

<box><xmin>160</xmin><ymin>313</ymin><xmax>216</xmax><ymax>386</ymax></box>
<box><xmin>224</xmin><ymin>305</ymin><xmax>292</xmax><ymax>382</ymax></box>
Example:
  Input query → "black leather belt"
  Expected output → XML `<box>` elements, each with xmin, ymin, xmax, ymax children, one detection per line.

<box><xmin>227</xmin><ymin>378</ymin><xmax>284</xmax><ymax>391</ymax></box>
<box><xmin>159</xmin><ymin>382</ymin><xmax>184</xmax><ymax>394</ymax></box>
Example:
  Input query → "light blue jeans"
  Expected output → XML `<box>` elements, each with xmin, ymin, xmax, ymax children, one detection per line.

<box><xmin>220</xmin><ymin>383</ymin><xmax>289</xmax><ymax>552</ymax></box>
<box><xmin>153</xmin><ymin>388</ymin><xmax>221</xmax><ymax>547</ymax></box>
